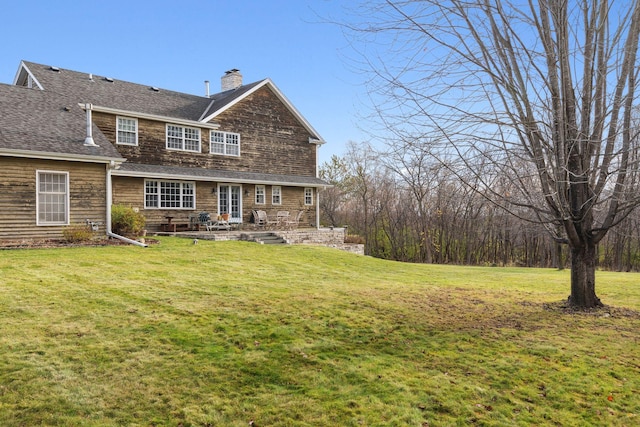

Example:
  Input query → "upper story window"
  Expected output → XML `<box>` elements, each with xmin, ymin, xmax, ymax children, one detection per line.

<box><xmin>255</xmin><ymin>185</ymin><xmax>265</xmax><ymax>204</ymax></box>
<box><xmin>117</xmin><ymin>116</ymin><xmax>138</xmax><ymax>145</ymax></box>
<box><xmin>210</xmin><ymin>131</ymin><xmax>240</xmax><ymax>156</ymax></box>
<box><xmin>304</xmin><ymin>188</ymin><xmax>314</xmax><ymax>205</ymax></box>
<box><xmin>272</xmin><ymin>186</ymin><xmax>282</xmax><ymax>205</ymax></box>
<box><xmin>145</xmin><ymin>180</ymin><xmax>195</xmax><ymax>209</ymax></box>
<box><xmin>36</xmin><ymin>170</ymin><xmax>69</xmax><ymax>225</ymax></box>
<box><xmin>167</xmin><ymin>124</ymin><xmax>201</xmax><ymax>152</ymax></box>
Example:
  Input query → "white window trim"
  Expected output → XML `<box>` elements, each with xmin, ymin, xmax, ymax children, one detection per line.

<box><xmin>272</xmin><ymin>186</ymin><xmax>282</xmax><ymax>205</ymax></box>
<box><xmin>116</xmin><ymin>116</ymin><xmax>138</xmax><ymax>146</ymax></box>
<box><xmin>304</xmin><ymin>187</ymin><xmax>314</xmax><ymax>206</ymax></box>
<box><xmin>255</xmin><ymin>185</ymin><xmax>266</xmax><ymax>204</ymax></box>
<box><xmin>166</xmin><ymin>124</ymin><xmax>201</xmax><ymax>153</ymax></box>
<box><xmin>144</xmin><ymin>179</ymin><xmax>196</xmax><ymax>210</ymax></box>
<box><xmin>36</xmin><ymin>170</ymin><xmax>70</xmax><ymax>226</ymax></box>
<box><xmin>210</xmin><ymin>130</ymin><xmax>241</xmax><ymax>157</ymax></box>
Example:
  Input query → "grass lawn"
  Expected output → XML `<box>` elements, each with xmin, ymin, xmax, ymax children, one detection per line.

<box><xmin>0</xmin><ymin>237</ymin><xmax>639</xmax><ymax>426</ymax></box>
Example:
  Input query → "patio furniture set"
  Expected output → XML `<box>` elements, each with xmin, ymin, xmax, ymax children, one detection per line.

<box><xmin>181</xmin><ymin>210</ymin><xmax>304</xmax><ymax>232</ymax></box>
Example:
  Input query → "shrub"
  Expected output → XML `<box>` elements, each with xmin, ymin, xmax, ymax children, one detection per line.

<box><xmin>63</xmin><ymin>224</ymin><xmax>95</xmax><ymax>243</ymax></box>
<box><xmin>111</xmin><ymin>205</ymin><xmax>146</xmax><ymax>237</ymax></box>
<box><xmin>344</xmin><ymin>234</ymin><xmax>365</xmax><ymax>244</ymax></box>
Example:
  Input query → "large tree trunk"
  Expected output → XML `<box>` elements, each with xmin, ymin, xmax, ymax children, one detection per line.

<box><xmin>569</xmin><ymin>243</ymin><xmax>602</xmax><ymax>308</ymax></box>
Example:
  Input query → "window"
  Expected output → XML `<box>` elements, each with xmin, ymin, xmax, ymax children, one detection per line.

<box><xmin>37</xmin><ymin>171</ymin><xmax>69</xmax><ymax>225</ymax></box>
<box><xmin>304</xmin><ymin>188</ymin><xmax>314</xmax><ymax>205</ymax></box>
<box><xmin>210</xmin><ymin>131</ymin><xmax>240</xmax><ymax>156</ymax></box>
<box><xmin>255</xmin><ymin>185</ymin><xmax>265</xmax><ymax>204</ymax></box>
<box><xmin>167</xmin><ymin>124</ymin><xmax>201</xmax><ymax>152</ymax></box>
<box><xmin>272</xmin><ymin>186</ymin><xmax>281</xmax><ymax>205</ymax></box>
<box><xmin>145</xmin><ymin>180</ymin><xmax>195</xmax><ymax>209</ymax></box>
<box><xmin>117</xmin><ymin>116</ymin><xmax>138</xmax><ymax>145</ymax></box>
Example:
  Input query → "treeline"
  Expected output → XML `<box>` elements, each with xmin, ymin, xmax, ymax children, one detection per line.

<box><xmin>320</xmin><ymin>143</ymin><xmax>640</xmax><ymax>272</ymax></box>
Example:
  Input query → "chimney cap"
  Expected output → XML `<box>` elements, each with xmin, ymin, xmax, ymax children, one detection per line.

<box><xmin>225</xmin><ymin>68</ymin><xmax>240</xmax><ymax>74</ymax></box>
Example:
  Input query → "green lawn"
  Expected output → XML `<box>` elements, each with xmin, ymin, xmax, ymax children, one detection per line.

<box><xmin>0</xmin><ymin>237</ymin><xmax>638</xmax><ymax>426</ymax></box>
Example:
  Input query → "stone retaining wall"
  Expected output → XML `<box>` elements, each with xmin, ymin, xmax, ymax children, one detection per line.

<box><xmin>166</xmin><ymin>227</ymin><xmax>365</xmax><ymax>255</ymax></box>
<box><xmin>280</xmin><ymin>228</ymin><xmax>364</xmax><ymax>255</ymax></box>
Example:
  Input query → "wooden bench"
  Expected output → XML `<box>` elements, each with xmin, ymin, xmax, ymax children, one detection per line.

<box><xmin>161</xmin><ymin>216</ymin><xmax>190</xmax><ymax>232</ymax></box>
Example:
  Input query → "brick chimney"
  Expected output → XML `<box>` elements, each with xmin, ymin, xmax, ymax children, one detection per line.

<box><xmin>221</xmin><ymin>69</ymin><xmax>242</xmax><ymax>91</ymax></box>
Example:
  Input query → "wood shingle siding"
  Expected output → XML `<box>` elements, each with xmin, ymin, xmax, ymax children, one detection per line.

<box><xmin>0</xmin><ymin>157</ymin><xmax>107</xmax><ymax>240</ymax></box>
<box><xmin>211</xmin><ymin>86</ymin><xmax>317</xmax><ymax>177</ymax></box>
<box><xmin>93</xmin><ymin>86</ymin><xmax>317</xmax><ymax>178</ymax></box>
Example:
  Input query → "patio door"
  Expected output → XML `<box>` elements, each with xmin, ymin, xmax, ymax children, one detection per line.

<box><xmin>218</xmin><ymin>184</ymin><xmax>242</xmax><ymax>223</ymax></box>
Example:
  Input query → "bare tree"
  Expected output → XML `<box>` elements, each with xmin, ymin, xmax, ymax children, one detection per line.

<box><xmin>319</xmin><ymin>155</ymin><xmax>354</xmax><ymax>227</ymax></box>
<box><xmin>345</xmin><ymin>0</ymin><xmax>640</xmax><ymax>308</ymax></box>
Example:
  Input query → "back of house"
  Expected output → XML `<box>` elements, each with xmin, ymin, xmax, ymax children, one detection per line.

<box><xmin>0</xmin><ymin>61</ymin><xmax>329</xmax><ymax>242</ymax></box>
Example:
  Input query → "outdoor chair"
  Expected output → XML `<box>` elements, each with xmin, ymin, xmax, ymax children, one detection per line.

<box><xmin>196</xmin><ymin>212</ymin><xmax>211</xmax><ymax>230</ymax></box>
<box><xmin>252</xmin><ymin>210</ymin><xmax>267</xmax><ymax>228</ymax></box>
<box><xmin>284</xmin><ymin>210</ymin><xmax>304</xmax><ymax>229</ymax></box>
<box><xmin>206</xmin><ymin>213</ymin><xmax>231</xmax><ymax>231</ymax></box>
<box><xmin>276</xmin><ymin>211</ymin><xmax>290</xmax><ymax>227</ymax></box>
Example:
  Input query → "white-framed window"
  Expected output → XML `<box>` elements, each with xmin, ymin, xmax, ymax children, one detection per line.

<box><xmin>272</xmin><ymin>186</ymin><xmax>282</xmax><ymax>205</ymax></box>
<box><xmin>210</xmin><ymin>131</ymin><xmax>240</xmax><ymax>156</ymax></box>
<box><xmin>145</xmin><ymin>180</ymin><xmax>195</xmax><ymax>209</ymax></box>
<box><xmin>117</xmin><ymin>116</ymin><xmax>138</xmax><ymax>145</ymax></box>
<box><xmin>304</xmin><ymin>188</ymin><xmax>314</xmax><ymax>205</ymax></box>
<box><xmin>166</xmin><ymin>124</ymin><xmax>201</xmax><ymax>152</ymax></box>
<box><xmin>255</xmin><ymin>185</ymin><xmax>265</xmax><ymax>204</ymax></box>
<box><xmin>36</xmin><ymin>170</ymin><xmax>69</xmax><ymax>225</ymax></box>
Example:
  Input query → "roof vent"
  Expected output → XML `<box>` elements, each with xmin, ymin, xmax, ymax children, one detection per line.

<box><xmin>50</xmin><ymin>66</ymin><xmax>60</xmax><ymax>72</ymax></box>
<box><xmin>150</xmin><ymin>86</ymin><xmax>160</xmax><ymax>92</ymax></box>
<box><xmin>104</xmin><ymin>77</ymin><xmax>114</xmax><ymax>83</ymax></box>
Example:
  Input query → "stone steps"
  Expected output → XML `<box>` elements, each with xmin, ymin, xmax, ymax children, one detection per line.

<box><xmin>240</xmin><ymin>232</ymin><xmax>288</xmax><ymax>245</ymax></box>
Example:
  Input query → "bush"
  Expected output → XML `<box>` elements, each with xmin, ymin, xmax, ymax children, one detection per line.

<box><xmin>63</xmin><ymin>224</ymin><xmax>95</xmax><ymax>243</ymax></box>
<box><xmin>111</xmin><ymin>205</ymin><xmax>146</xmax><ymax>237</ymax></box>
<box><xmin>344</xmin><ymin>234</ymin><xmax>365</xmax><ymax>244</ymax></box>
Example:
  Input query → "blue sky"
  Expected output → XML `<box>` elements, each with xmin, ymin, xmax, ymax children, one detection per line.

<box><xmin>0</xmin><ymin>0</ymin><xmax>365</xmax><ymax>164</ymax></box>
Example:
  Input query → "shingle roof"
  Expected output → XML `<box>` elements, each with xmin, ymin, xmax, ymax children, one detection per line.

<box><xmin>20</xmin><ymin>61</ymin><xmax>213</xmax><ymax>121</ymax></box>
<box><xmin>0</xmin><ymin>83</ymin><xmax>123</xmax><ymax>161</ymax></box>
<box><xmin>113</xmin><ymin>162</ymin><xmax>329</xmax><ymax>187</ymax></box>
<box><xmin>19</xmin><ymin>61</ymin><xmax>325</xmax><ymax>142</ymax></box>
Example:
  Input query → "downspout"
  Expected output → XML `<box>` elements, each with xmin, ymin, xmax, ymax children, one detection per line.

<box><xmin>106</xmin><ymin>161</ymin><xmax>148</xmax><ymax>247</ymax></box>
<box><xmin>316</xmin><ymin>187</ymin><xmax>321</xmax><ymax>230</ymax></box>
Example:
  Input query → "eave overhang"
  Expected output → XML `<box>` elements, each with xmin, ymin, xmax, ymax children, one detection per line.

<box><xmin>111</xmin><ymin>163</ymin><xmax>331</xmax><ymax>188</ymax></box>
<box><xmin>0</xmin><ymin>148</ymin><xmax>126</xmax><ymax>164</ymax></box>
<box><xmin>85</xmin><ymin>104</ymin><xmax>221</xmax><ymax>130</ymax></box>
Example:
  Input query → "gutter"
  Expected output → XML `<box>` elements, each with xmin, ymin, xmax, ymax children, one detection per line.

<box><xmin>0</xmin><ymin>148</ymin><xmax>125</xmax><ymax>164</ymax></box>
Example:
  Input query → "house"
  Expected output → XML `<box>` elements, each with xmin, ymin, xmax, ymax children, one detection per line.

<box><xmin>0</xmin><ymin>61</ymin><xmax>329</xmax><ymax>241</ymax></box>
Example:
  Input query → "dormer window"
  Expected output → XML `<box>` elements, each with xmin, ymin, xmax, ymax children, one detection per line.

<box><xmin>210</xmin><ymin>131</ymin><xmax>240</xmax><ymax>156</ymax></box>
<box><xmin>167</xmin><ymin>124</ymin><xmax>201</xmax><ymax>152</ymax></box>
<box><xmin>117</xmin><ymin>116</ymin><xmax>138</xmax><ymax>145</ymax></box>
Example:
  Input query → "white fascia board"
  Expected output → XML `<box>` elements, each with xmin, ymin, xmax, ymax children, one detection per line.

<box><xmin>0</xmin><ymin>148</ymin><xmax>126</xmax><ymax>164</ymax></box>
<box><xmin>84</xmin><ymin>105</ymin><xmax>221</xmax><ymax>130</ymax></box>
<box><xmin>13</xmin><ymin>61</ymin><xmax>44</xmax><ymax>89</ymax></box>
<box><xmin>200</xmin><ymin>79</ymin><xmax>327</xmax><ymax>144</ymax></box>
<box><xmin>110</xmin><ymin>168</ymin><xmax>328</xmax><ymax>188</ymax></box>
<box><xmin>199</xmin><ymin>80</ymin><xmax>269</xmax><ymax>122</ymax></box>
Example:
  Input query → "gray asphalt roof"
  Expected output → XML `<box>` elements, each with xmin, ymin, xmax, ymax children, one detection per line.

<box><xmin>113</xmin><ymin>162</ymin><xmax>329</xmax><ymax>187</ymax></box>
<box><xmin>0</xmin><ymin>83</ymin><xmax>123</xmax><ymax>160</ymax></box>
<box><xmin>20</xmin><ymin>61</ymin><xmax>266</xmax><ymax>122</ymax></box>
